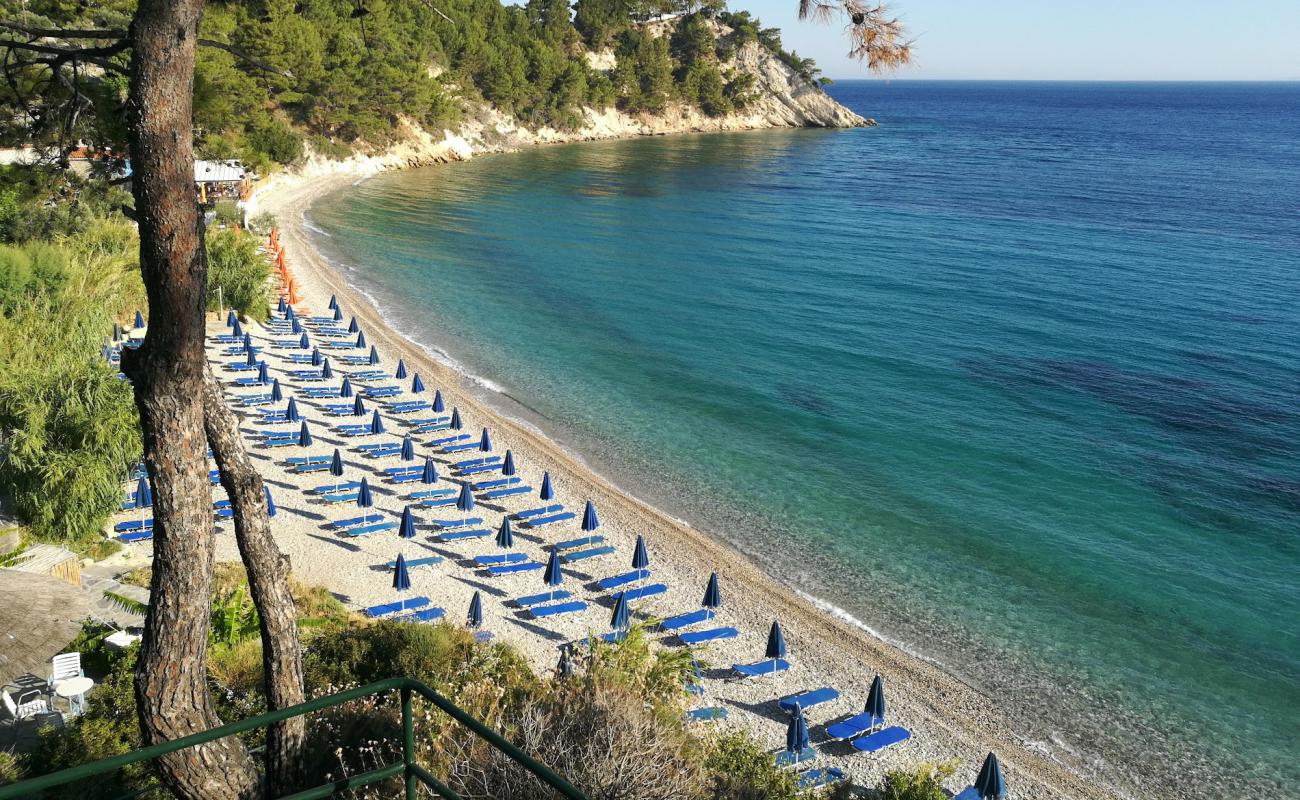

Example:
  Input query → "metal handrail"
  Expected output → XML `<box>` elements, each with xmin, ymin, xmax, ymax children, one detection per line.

<box><xmin>0</xmin><ymin>677</ymin><xmax>586</xmax><ymax>800</ymax></box>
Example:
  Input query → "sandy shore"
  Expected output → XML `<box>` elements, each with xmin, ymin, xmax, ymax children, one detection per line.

<box><xmin>111</xmin><ymin>160</ymin><xmax>1125</xmax><ymax>800</ymax></box>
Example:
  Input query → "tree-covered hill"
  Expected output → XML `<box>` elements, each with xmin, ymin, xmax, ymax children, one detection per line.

<box><xmin>1</xmin><ymin>0</ymin><xmax>833</xmax><ymax>172</ymax></box>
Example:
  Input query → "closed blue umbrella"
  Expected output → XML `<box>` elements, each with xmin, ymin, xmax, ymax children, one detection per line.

<box><xmin>393</xmin><ymin>553</ymin><xmax>411</xmax><ymax>612</ymax></box>
<box><xmin>264</xmin><ymin>486</ymin><xmax>277</xmax><ymax>518</ymax></box>
<box><xmin>581</xmin><ymin>501</ymin><xmax>599</xmax><ymax>534</ymax></box>
<box><xmin>285</xmin><ymin>305</ymin><xmax>295</xmax><ymax>321</ymax></box>
<box><xmin>285</xmin><ymin>397</ymin><xmax>300</xmax><ymax>423</ymax></box>
<box><xmin>766</xmin><ymin>621</ymin><xmax>787</xmax><ymax>677</ymax></box>
<box><xmin>243</xmin><ymin>333</ymin><xmax>254</xmax><ymax>352</ymax></box>
<box><xmin>277</xmin><ymin>297</ymin><xmax>286</xmax><ymax>314</ymax></box>
<box><xmin>133</xmin><ymin>310</ymin><xmax>144</xmax><ymax>328</ymax></box>
<box><xmin>232</xmin><ymin>318</ymin><xmax>244</xmax><ymax>338</ymax></box>
<box><xmin>112</xmin><ymin>322</ymin><xmax>122</xmax><ymax>341</ymax></box>
<box><xmin>395</xmin><ymin>359</ymin><xmax>407</xmax><ymax>380</ymax></box>
<box><xmin>420</xmin><ymin>456</ymin><xmax>437</xmax><ymax>485</ymax></box>
<box><xmin>610</xmin><ymin>592</ymin><xmax>630</xmax><ymax>632</ymax></box>
<box><xmin>134</xmin><ymin>476</ymin><xmax>152</xmax><ymax>510</ymax></box>
<box><xmin>456</xmin><ymin>482</ymin><xmax>475</xmax><ymax>513</ymax></box>
<box><xmin>412</xmin><ymin>374</ymin><xmax>425</xmax><ymax>394</ymax></box>
<box><xmin>449</xmin><ymin>407</ymin><xmax>462</xmax><ymax>430</ymax></box>
<box><xmin>501</xmin><ymin>450</ymin><xmax>516</xmax><ymax>476</ymax></box>
<box><xmin>539</xmin><ymin>472</ymin><xmax>554</xmax><ymax>501</ymax></box>
<box><xmin>328</xmin><ymin>294</ymin><xmax>338</xmax><ymax>311</ymax></box>
<box><xmin>339</xmin><ymin>376</ymin><xmax>352</xmax><ymax>398</ymax></box>
<box><xmin>369</xmin><ymin>410</ymin><xmax>385</xmax><ymax>435</ymax></box>
<box><xmin>352</xmin><ymin>395</ymin><xmax>366</xmax><ymax>416</ymax></box>
<box><xmin>974</xmin><ymin>753</ymin><xmax>1006</xmax><ymax>800</ymax></box>
<box><xmin>330</xmin><ymin>448</ymin><xmax>344</xmax><ymax>492</ymax></box>
<box><xmin>256</xmin><ymin>362</ymin><xmax>269</xmax><ymax>383</ymax></box>
<box><xmin>333</xmin><ymin>305</ymin><xmax>344</xmax><ymax>322</ymax></box>
<box><xmin>865</xmin><ymin>674</ymin><xmax>885</xmax><ymax>726</ymax></box>
<box><xmin>785</xmin><ymin>704</ymin><xmax>809</xmax><ymax>754</ymax></box>
<box><xmin>543</xmin><ymin>550</ymin><xmax>563</xmax><ymax>601</ymax></box>
<box><xmin>631</xmin><ymin>535</ymin><xmax>649</xmax><ymax>580</ymax></box>
<box><xmin>246</xmin><ymin>349</ymin><xmax>258</xmax><ymax>367</ymax></box>
<box><xmin>348</xmin><ymin>316</ymin><xmax>359</xmax><ymax>334</ymax></box>
<box><xmin>400</xmin><ymin>434</ymin><xmax>415</xmax><ymax>462</ymax></box>
<box><xmin>270</xmin><ymin>379</ymin><xmax>283</xmax><ymax>402</ymax></box>
<box><xmin>399</xmin><ymin>505</ymin><xmax>417</xmax><ymax>539</ymax></box>
<box><xmin>702</xmin><ymin>572</ymin><xmax>721</xmax><ymax>618</ymax></box>
<box><xmin>291</xmin><ymin>317</ymin><xmax>302</xmax><ymax>334</ymax></box>
<box><xmin>368</xmin><ymin>345</ymin><xmax>380</xmax><ymax>365</ymax></box>
<box><xmin>355</xmin><ymin>331</ymin><xmax>367</xmax><ymax>349</ymax></box>
<box><xmin>430</xmin><ymin>389</ymin><xmax>443</xmax><ymax>412</ymax></box>
<box><xmin>298</xmin><ymin>421</ymin><xmax>313</xmax><ymax>447</ymax></box>
<box><xmin>298</xmin><ymin>332</ymin><xmax>309</xmax><ymax>349</ymax></box>
<box><xmin>226</xmin><ymin>309</ymin><xmax>237</xmax><ymax>327</ymax></box>
<box><xmin>467</xmin><ymin>591</ymin><xmax>483</xmax><ymax>629</ymax></box>
<box><xmin>479</xmin><ymin>428</ymin><xmax>492</xmax><ymax>452</ymax></box>
<box><xmin>311</xmin><ymin>347</ymin><xmax>322</xmax><ymax>367</ymax></box>
<box><xmin>496</xmin><ymin>517</ymin><xmax>514</xmax><ymax>550</ymax></box>
<box><xmin>321</xmin><ymin>358</ymin><xmax>333</xmax><ymax>380</ymax></box>
<box><xmin>356</xmin><ymin>477</ymin><xmax>374</xmax><ymax>523</ymax></box>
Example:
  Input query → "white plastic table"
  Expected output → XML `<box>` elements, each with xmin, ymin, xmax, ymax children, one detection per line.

<box><xmin>54</xmin><ymin>676</ymin><xmax>94</xmax><ymax>717</ymax></box>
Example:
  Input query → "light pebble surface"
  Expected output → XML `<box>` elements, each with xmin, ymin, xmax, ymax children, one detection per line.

<box><xmin>113</xmin><ymin>168</ymin><xmax>1124</xmax><ymax>800</ymax></box>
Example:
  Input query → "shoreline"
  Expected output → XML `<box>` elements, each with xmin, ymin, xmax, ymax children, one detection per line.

<box><xmin>245</xmin><ymin>159</ymin><xmax>1125</xmax><ymax>800</ymax></box>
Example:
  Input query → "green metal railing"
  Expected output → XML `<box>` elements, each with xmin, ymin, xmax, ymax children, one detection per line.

<box><xmin>0</xmin><ymin>677</ymin><xmax>587</xmax><ymax>800</ymax></box>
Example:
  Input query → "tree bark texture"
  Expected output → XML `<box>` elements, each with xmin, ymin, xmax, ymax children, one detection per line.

<box><xmin>120</xmin><ymin>0</ymin><xmax>260</xmax><ymax>796</ymax></box>
<box><xmin>202</xmin><ymin>362</ymin><xmax>307</xmax><ymax>795</ymax></box>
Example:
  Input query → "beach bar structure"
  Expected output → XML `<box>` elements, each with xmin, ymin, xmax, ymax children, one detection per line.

<box><xmin>195</xmin><ymin>159</ymin><xmax>251</xmax><ymax>204</ymax></box>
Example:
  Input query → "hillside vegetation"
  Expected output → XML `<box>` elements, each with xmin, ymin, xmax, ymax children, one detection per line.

<box><xmin>3</xmin><ymin>0</ymin><xmax>827</xmax><ymax>172</ymax></box>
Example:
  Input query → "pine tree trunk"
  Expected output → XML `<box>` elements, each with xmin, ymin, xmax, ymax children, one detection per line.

<box><xmin>120</xmin><ymin>0</ymin><xmax>260</xmax><ymax>796</ymax></box>
<box><xmin>202</xmin><ymin>363</ymin><xmax>307</xmax><ymax>795</ymax></box>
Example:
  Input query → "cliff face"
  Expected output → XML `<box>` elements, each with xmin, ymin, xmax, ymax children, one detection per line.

<box><xmin>281</xmin><ymin>18</ymin><xmax>867</xmax><ymax>179</ymax></box>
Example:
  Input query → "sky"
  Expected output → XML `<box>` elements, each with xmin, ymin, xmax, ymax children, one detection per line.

<box><xmin>737</xmin><ymin>0</ymin><xmax>1300</xmax><ymax>81</ymax></box>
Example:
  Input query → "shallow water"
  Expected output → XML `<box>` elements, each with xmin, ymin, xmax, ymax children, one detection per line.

<box><xmin>308</xmin><ymin>81</ymin><xmax>1300</xmax><ymax>796</ymax></box>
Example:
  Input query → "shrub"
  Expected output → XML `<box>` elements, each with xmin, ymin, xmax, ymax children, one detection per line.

<box><xmin>205</xmin><ymin>228</ymin><xmax>269</xmax><ymax>320</ymax></box>
<box><xmin>0</xmin><ymin>750</ymin><xmax>20</xmax><ymax>784</ymax></box>
<box><xmin>878</xmin><ymin>760</ymin><xmax>959</xmax><ymax>800</ymax></box>
<box><xmin>248</xmin><ymin>211</ymin><xmax>278</xmax><ymax>235</ymax></box>
<box><xmin>212</xmin><ymin>199</ymin><xmax>242</xmax><ymax>227</ymax></box>
<box><xmin>704</xmin><ymin>730</ymin><xmax>799</xmax><ymax>800</ymax></box>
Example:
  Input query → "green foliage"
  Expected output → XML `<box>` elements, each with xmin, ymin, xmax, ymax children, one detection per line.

<box><xmin>614</xmin><ymin>29</ymin><xmax>676</xmax><ymax>113</ymax></box>
<box><xmin>878</xmin><ymin>761</ymin><xmax>960</xmax><ymax>800</ymax></box>
<box><xmin>704</xmin><ymin>730</ymin><xmax>800</xmax><ymax>800</ymax></box>
<box><xmin>211</xmin><ymin>584</ymin><xmax>261</xmax><ymax>647</ymax></box>
<box><xmin>0</xmin><ymin>751</ymin><xmax>19</xmax><ymax>785</ymax></box>
<box><xmin>582</xmin><ymin>621</ymin><xmax>698</xmax><ymax>706</ymax></box>
<box><xmin>574</xmin><ymin>0</ymin><xmax>631</xmax><ymax>48</ymax></box>
<box><xmin>212</xmin><ymin>199</ymin><xmax>242</xmax><ymax>227</ymax></box>
<box><xmin>205</xmin><ymin>228</ymin><xmax>269</xmax><ymax>320</ymax></box>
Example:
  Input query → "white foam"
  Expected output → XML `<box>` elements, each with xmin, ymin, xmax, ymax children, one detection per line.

<box><xmin>300</xmin><ymin>217</ymin><xmax>332</xmax><ymax>238</ymax></box>
<box><xmin>793</xmin><ymin>587</ymin><xmax>939</xmax><ymax>666</ymax></box>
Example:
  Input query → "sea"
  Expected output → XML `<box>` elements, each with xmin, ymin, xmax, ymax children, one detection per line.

<box><xmin>305</xmin><ymin>82</ymin><xmax>1300</xmax><ymax>798</ymax></box>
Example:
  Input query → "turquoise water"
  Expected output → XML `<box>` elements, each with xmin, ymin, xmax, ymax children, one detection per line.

<box><xmin>308</xmin><ymin>82</ymin><xmax>1300</xmax><ymax>796</ymax></box>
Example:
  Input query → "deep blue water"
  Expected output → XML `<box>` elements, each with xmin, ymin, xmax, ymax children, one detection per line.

<box><xmin>308</xmin><ymin>82</ymin><xmax>1300</xmax><ymax>796</ymax></box>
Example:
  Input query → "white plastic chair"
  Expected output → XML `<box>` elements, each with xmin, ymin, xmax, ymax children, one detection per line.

<box><xmin>2</xmin><ymin>686</ymin><xmax>50</xmax><ymax>720</ymax></box>
<box><xmin>49</xmin><ymin>652</ymin><xmax>83</xmax><ymax>692</ymax></box>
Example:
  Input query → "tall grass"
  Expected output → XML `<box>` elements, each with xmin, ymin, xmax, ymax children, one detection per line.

<box><xmin>206</xmin><ymin>228</ymin><xmax>270</xmax><ymax>321</ymax></box>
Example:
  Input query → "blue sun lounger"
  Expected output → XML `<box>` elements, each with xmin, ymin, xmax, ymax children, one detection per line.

<box><xmin>514</xmin><ymin>590</ymin><xmax>572</xmax><ymax>608</ymax></box>
<box><xmin>824</xmin><ymin>711</ymin><xmax>885</xmax><ymax>741</ymax></box>
<box><xmin>420</xmin><ymin>496</ymin><xmax>458</xmax><ymax>508</ymax></box>
<box><xmin>334</xmin><ymin>425</ymin><xmax>372</xmax><ymax>436</ymax></box>
<box><xmin>526</xmin><ymin>511</ymin><xmax>576</xmax><ymax>528</ymax></box>
<box><xmin>775</xmin><ymin>747</ymin><xmax>816</xmax><ymax>768</ymax></box>
<box><xmin>387</xmin><ymin>402</ymin><xmax>428</xmax><ymax>414</ymax></box>
<box><xmin>364</xmin><ymin>597</ymin><xmax>430</xmax><ymax>618</ymax></box>
<box><xmin>441</xmin><ymin>441</ymin><xmax>479</xmax><ymax>454</ymax></box>
<box><xmin>232</xmin><ymin>377</ymin><xmax>271</xmax><ymax>387</ymax></box>
<box><xmin>850</xmin><ymin>726</ymin><xmax>911</xmax><ymax>754</ymax></box>
<box><xmin>482</xmin><ymin>485</ymin><xmax>531</xmax><ymax>500</ymax></box>
<box><xmin>554</xmin><ymin>535</ymin><xmax>605</xmax><ymax>552</ymax></box>
<box><xmin>660</xmin><ymin>609</ymin><xmax>711</xmax><ymax>632</ymax></box>
<box><xmin>562</xmin><ymin>546</ymin><xmax>615</xmax><ymax>563</ymax></box>
<box><xmin>312</xmin><ymin>480</ymin><xmax>362</xmax><ymax>494</ymax></box>
<box><xmin>322</xmin><ymin>404</ymin><xmax>358</xmax><ymax>415</ymax></box>
<box><xmin>384</xmin><ymin>465</ymin><xmax>423</xmax><ymax>476</ymax></box>
<box><xmin>952</xmin><ymin>788</ymin><xmax>983</xmax><ymax>800</ymax></box>
<box><xmin>383</xmin><ymin>556</ymin><xmax>443</xmax><ymax>569</ymax></box>
<box><xmin>347</xmin><ymin>371</ymin><xmax>386</xmax><ymax>381</ymax></box>
<box><xmin>487</xmin><ymin>561</ymin><xmax>543</xmax><ymax>576</ymax></box>
<box><xmin>407</xmin><ymin>487</ymin><xmax>455</xmax><ymax>501</ymax></box>
<box><xmin>429</xmin><ymin>434</ymin><xmax>470</xmax><ymax>447</ymax></box>
<box><xmin>613</xmin><ymin>583</ymin><xmax>667</xmax><ymax>602</ymax></box>
<box><xmin>529</xmin><ymin>600</ymin><xmax>587</xmax><ymax>619</ymax></box>
<box><xmin>429</xmin><ymin>517</ymin><xmax>484</xmax><ymax>530</ymax></box>
<box><xmin>395</xmin><ymin>607</ymin><xmax>445</xmax><ymax>624</ymax></box>
<box><xmin>344</xmin><ymin>522</ymin><xmax>398</xmax><ymax>537</ymax></box>
<box><xmin>457</xmin><ymin>462</ymin><xmax>506</xmax><ymax>476</ymax></box>
<box><xmin>337</xmin><ymin>356</ymin><xmax>372</xmax><ymax>366</ymax></box>
<box><xmin>115</xmin><ymin>519</ymin><xmax>153</xmax><ymax>532</ymax></box>
<box><xmin>260</xmin><ymin>437</ymin><xmax>299</xmax><ymax>448</ymax></box>
<box><xmin>319</xmin><ymin>341</ymin><xmax>353</xmax><ymax>350</ymax></box>
<box><xmin>331</xmin><ymin>515</ymin><xmax>376</xmax><ymax>530</ymax></box>
<box><xmin>473</xmin><ymin>552</ymin><xmax>528</xmax><ymax>566</ymax></box>
<box><xmin>595</xmin><ymin>570</ymin><xmax>648</xmax><ymax>591</ymax></box>
<box><xmin>285</xmin><ymin>354</ymin><xmax>316</xmax><ymax>363</ymax></box>
<box><xmin>286</xmin><ymin>455</ymin><xmax>331</xmax><ymax>466</ymax></box>
<box><xmin>300</xmin><ymin>387</ymin><xmax>340</xmax><ymax>399</ymax></box>
<box><xmin>732</xmin><ymin>659</ymin><xmax>790</xmax><ymax>679</ymax></box>
<box><xmin>410</xmin><ymin>422</ymin><xmax>450</xmax><ymax>434</ymax></box>
<box><xmin>471</xmin><ymin>477</ymin><xmax>521</xmax><ymax>491</ymax></box>
<box><xmin>118</xmin><ymin>529</ymin><xmax>153</xmax><ymax>543</ymax></box>
<box><xmin>453</xmin><ymin>456</ymin><xmax>499</xmax><ymax>469</ymax></box>
<box><xmin>797</xmin><ymin>767</ymin><xmax>844</xmax><ymax>791</ymax></box>
<box><xmin>354</xmin><ymin>442</ymin><xmax>395</xmax><ymax>454</ymax></box>
<box><xmin>292</xmin><ymin>461</ymin><xmax>332</xmax><ymax>473</ymax></box>
<box><xmin>685</xmin><ymin>707</ymin><xmax>728</xmax><ymax>723</ymax></box>
<box><xmin>515</xmin><ymin>504</ymin><xmax>562</xmax><ymax>520</ymax></box>
<box><xmin>392</xmin><ymin>473</ymin><xmax>437</xmax><ymax>485</ymax></box>
<box><xmin>319</xmin><ymin>491</ymin><xmax>361</xmax><ymax>504</ymax></box>
<box><xmin>598</xmin><ymin>630</ymin><xmax>628</xmax><ymax>644</ymax></box>
<box><xmin>679</xmin><ymin>627</ymin><xmax>738</xmax><ymax>646</ymax></box>
<box><xmin>212</xmin><ymin>334</ymin><xmax>240</xmax><ymax>343</ymax></box>
<box><xmin>777</xmin><ymin>688</ymin><xmax>840</xmax><ymax>715</ymax></box>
